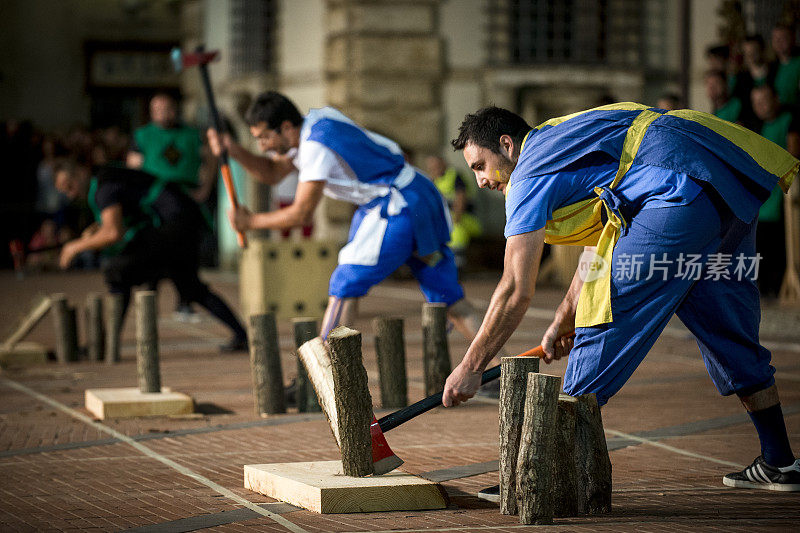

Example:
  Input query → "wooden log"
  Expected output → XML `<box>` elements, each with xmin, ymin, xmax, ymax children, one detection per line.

<box><xmin>135</xmin><ymin>291</ymin><xmax>160</xmax><ymax>393</ymax></box>
<box><xmin>248</xmin><ymin>313</ymin><xmax>286</xmax><ymax>415</ymax></box>
<box><xmin>575</xmin><ymin>393</ymin><xmax>612</xmax><ymax>514</ymax></box>
<box><xmin>65</xmin><ymin>305</ymin><xmax>80</xmax><ymax>361</ymax></box>
<box><xmin>85</xmin><ymin>293</ymin><xmax>104</xmax><ymax>362</ymax></box>
<box><xmin>372</xmin><ymin>316</ymin><xmax>408</xmax><ymax>408</ymax></box>
<box><xmin>293</xmin><ymin>317</ymin><xmax>320</xmax><ymax>413</ymax></box>
<box><xmin>327</xmin><ymin>326</ymin><xmax>373</xmax><ymax>477</ymax></box>
<box><xmin>104</xmin><ymin>293</ymin><xmax>124</xmax><ymax>364</ymax></box>
<box><xmin>554</xmin><ymin>394</ymin><xmax>579</xmax><ymax>517</ymax></box>
<box><xmin>51</xmin><ymin>294</ymin><xmax>78</xmax><ymax>363</ymax></box>
<box><xmin>499</xmin><ymin>356</ymin><xmax>540</xmax><ymax>515</ymax></box>
<box><xmin>516</xmin><ymin>373</ymin><xmax>560</xmax><ymax>525</ymax></box>
<box><xmin>2</xmin><ymin>295</ymin><xmax>51</xmax><ymax>349</ymax></box>
<box><xmin>421</xmin><ymin>303</ymin><xmax>450</xmax><ymax>396</ymax></box>
<box><xmin>298</xmin><ymin>337</ymin><xmax>340</xmax><ymax>446</ymax></box>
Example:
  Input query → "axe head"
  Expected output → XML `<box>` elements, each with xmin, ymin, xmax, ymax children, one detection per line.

<box><xmin>298</xmin><ymin>336</ymin><xmax>404</xmax><ymax>475</ymax></box>
<box><xmin>170</xmin><ymin>47</ymin><xmax>219</xmax><ymax>72</ymax></box>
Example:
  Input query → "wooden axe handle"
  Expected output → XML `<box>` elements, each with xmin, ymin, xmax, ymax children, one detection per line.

<box><xmin>377</xmin><ymin>331</ymin><xmax>575</xmax><ymax>433</ymax></box>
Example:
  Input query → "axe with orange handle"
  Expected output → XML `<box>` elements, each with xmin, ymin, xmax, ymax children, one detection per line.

<box><xmin>171</xmin><ymin>45</ymin><xmax>247</xmax><ymax>248</ymax></box>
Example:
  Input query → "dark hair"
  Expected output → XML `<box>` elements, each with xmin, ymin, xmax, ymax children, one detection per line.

<box><xmin>706</xmin><ymin>44</ymin><xmax>730</xmax><ymax>59</ymax></box>
<box><xmin>752</xmin><ymin>83</ymin><xmax>777</xmax><ymax>96</ymax></box>
<box><xmin>244</xmin><ymin>91</ymin><xmax>303</xmax><ymax>129</ymax></box>
<box><xmin>451</xmin><ymin>106</ymin><xmax>531</xmax><ymax>153</ymax></box>
<box><xmin>704</xmin><ymin>69</ymin><xmax>727</xmax><ymax>82</ymax></box>
<box><xmin>743</xmin><ymin>34</ymin><xmax>764</xmax><ymax>47</ymax></box>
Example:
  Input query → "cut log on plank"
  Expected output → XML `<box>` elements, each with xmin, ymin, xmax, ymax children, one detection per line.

<box><xmin>575</xmin><ymin>393</ymin><xmax>612</xmax><ymax>514</ymax></box>
<box><xmin>51</xmin><ymin>294</ymin><xmax>78</xmax><ymax>363</ymax></box>
<box><xmin>499</xmin><ymin>356</ymin><xmax>540</xmax><ymax>515</ymax></box>
<box><xmin>298</xmin><ymin>336</ymin><xmax>341</xmax><ymax>446</ymax></box>
<box><xmin>554</xmin><ymin>394</ymin><xmax>579</xmax><ymax>517</ymax></box>
<box><xmin>327</xmin><ymin>326</ymin><xmax>374</xmax><ymax>477</ymax></box>
<box><xmin>372</xmin><ymin>316</ymin><xmax>408</xmax><ymax>408</ymax></box>
<box><xmin>135</xmin><ymin>291</ymin><xmax>161</xmax><ymax>394</ymax></box>
<box><xmin>1</xmin><ymin>295</ymin><xmax>51</xmax><ymax>350</ymax></box>
<box><xmin>516</xmin><ymin>373</ymin><xmax>560</xmax><ymax>525</ymax></box>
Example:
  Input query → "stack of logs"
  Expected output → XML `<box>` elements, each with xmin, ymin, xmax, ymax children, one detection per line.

<box><xmin>500</xmin><ymin>357</ymin><xmax>612</xmax><ymax>524</ymax></box>
<box><xmin>49</xmin><ymin>292</ymin><xmax>125</xmax><ymax>364</ymax></box>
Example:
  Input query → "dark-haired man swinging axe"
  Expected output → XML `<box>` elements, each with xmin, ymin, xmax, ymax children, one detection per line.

<box><xmin>442</xmin><ymin>103</ymin><xmax>799</xmax><ymax>492</ymax></box>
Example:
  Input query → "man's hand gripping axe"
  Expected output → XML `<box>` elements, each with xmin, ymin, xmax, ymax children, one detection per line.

<box><xmin>171</xmin><ymin>45</ymin><xmax>247</xmax><ymax>248</ymax></box>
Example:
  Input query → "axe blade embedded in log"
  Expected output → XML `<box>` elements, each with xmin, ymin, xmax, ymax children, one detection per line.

<box><xmin>170</xmin><ymin>45</ymin><xmax>247</xmax><ymax>249</ymax></box>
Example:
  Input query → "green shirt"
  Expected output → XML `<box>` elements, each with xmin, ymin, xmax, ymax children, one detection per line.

<box><xmin>133</xmin><ymin>123</ymin><xmax>202</xmax><ymax>188</ymax></box>
<box><xmin>775</xmin><ymin>56</ymin><xmax>800</xmax><ymax>105</ymax></box>
<box><xmin>758</xmin><ymin>111</ymin><xmax>794</xmax><ymax>222</ymax></box>
<box><xmin>713</xmin><ymin>97</ymin><xmax>742</xmax><ymax>123</ymax></box>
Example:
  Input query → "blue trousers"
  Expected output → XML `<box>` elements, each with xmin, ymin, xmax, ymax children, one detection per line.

<box><xmin>564</xmin><ymin>190</ymin><xmax>774</xmax><ymax>405</ymax></box>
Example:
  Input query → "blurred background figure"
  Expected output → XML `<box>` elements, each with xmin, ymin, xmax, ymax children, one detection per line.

<box><xmin>425</xmin><ymin>155</ymin><xmax>482</xmax><ymax>272</ymax></box>
<box><xmin>771</xmin><ymin>23</ymin><xmax>800</xmax><ymax>109</ymax></box>
<box><xmin>656</xmin><ymin>93</ymin><xmax>682</xmax><ymax>110</ymax></box>
<box><xmin>127</xmin><ymin>92</ymin><xmax>215</xmax><ymax>323</ymax></box>
<box><xmin>705</xmin><ymin>69</ymin><xmax>743</xmax><ymax>123</ymax></box>
<box><xmin>751</xmin><ymin>83</ymin><xmax>799</xmax><ymax>298</ymax></box>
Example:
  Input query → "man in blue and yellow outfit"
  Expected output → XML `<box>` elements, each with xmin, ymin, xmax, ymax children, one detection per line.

<box><xmin>442</xmin><ymin>103</ymin><xmax>799</xmax><ymax>491</ymax></box>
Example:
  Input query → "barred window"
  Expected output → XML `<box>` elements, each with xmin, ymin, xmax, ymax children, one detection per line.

<box><xmin>229</xmin><ymin>0</ymin><xmax>276</xmax><ymax>76</ymax></box>
<box><xmin>489</xmin><ymin>0</ymin><xmax>644</xmax><ymax>67</ymax></box>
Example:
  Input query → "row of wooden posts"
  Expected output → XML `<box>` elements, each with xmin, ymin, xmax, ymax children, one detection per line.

<box><xmin>499</xmin><ymin>357</ymin><xmax>612</xmax><ymax>525</ymax></box>
<box><xmin>49</xmin><ymin>291</ymin><xmax>454</xmax><ymax>415</ymax></box>
<box><xmin>49</xmin><ymin>292</ymin><xmax>124</xmax><ymax>365</ymax></box>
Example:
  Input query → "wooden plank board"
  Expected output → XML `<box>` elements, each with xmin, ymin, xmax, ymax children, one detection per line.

<box><xmin>0</xmin><ymin>341</ymin><xmax>48</xmax><ymax>367</ymax></box>
<box><xmin>85</xmin><ymin>387</ymin><xmax>193</xmax><ymax>419</ymax></box>
<box><xmin>244</xmin><ymin>461</ymin><xmax>448</xmax><ymax>514</ymax></box>
<box><xmin>2</xmin><ymin>295</ymin><xmax>51</xmax><ymax>349</ymax></box>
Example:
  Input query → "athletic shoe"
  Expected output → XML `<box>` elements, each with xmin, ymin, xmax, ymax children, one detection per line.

<box><xmin>723</xmin><ymin>455</ymin><xmax>800</xmax><ymax>492</ymax></box>
<box><xmin>477</xmin><ymin>484</ymin><xmax>500</xmax><ymax>502</ymax></box>
<box><xmin>219</xmin><ymin>336</ymin><xmax>248</xmax><ymax>353</ymax></box>
<box><xmin>174</xmin><ymin>304</ymin><xmax>201</xmax><ymax>324</ymax></box>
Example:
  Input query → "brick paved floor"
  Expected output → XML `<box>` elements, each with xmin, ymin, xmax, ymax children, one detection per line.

<box><xmin>0</xmin><ymin>269</ymin><xmax>798</xmax><ymax>532</ymax></box>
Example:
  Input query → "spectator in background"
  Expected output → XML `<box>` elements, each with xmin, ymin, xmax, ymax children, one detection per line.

<box><xmin>705</xmin><ymin>69</ymin><xmax>743</xmax><ymax>124</ymax></box>
<box><xmin>741</xmin><ymin>35</ymin><xmax>778</xmax><ymax>90</ymax></box>
<box><xmin>425</xmin><ymin>155</ymin><xmax>481</xmax><ymax>271</ymax></box>
<box><xmin>771</xmin><ymin>24</ymin><xmax>800</xmax><ymax>108</ymax></box>
<box><xmin>656</xmin><ymin>93</ymin><xmax>681</xmax><ymax>110</ymax></box>
<box><xmin>751</xmin><ymin>84</ymin><xmax>799</xmax><ymax>297</ymax></box>
<box><xmin>127</xmin><ymin>93</ymin><xmax>214</xmax><ymax>323</ymax></box>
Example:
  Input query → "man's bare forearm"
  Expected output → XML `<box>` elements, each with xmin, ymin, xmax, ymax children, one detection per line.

<box><xmin>227</xmin><ymin>142</ymin><xmax>284</xmax><ymax>185</ymax></box>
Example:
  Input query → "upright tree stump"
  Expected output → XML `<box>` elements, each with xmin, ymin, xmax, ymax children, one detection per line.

<box><xmin>248</xmin><ymin>313</ymin><xmax>286</xmax><ymax>415</ymax></box>
<box><xmin>51</xmin><ymin>294</ymin><xmax>78</xmax><ymax>363</ymax></box>
<box><xmin>372</xmin><ymin>316</ymin><xmax>408</xmax><ymax>408</ymax></box>
<box><xmin>421</xmin><ymin>303</ymin><xmax>450</xmax><ymax>395</ymax></box>
<box><xmin>575</xmin><ymin>393</ymin><xmax>612</xmax><ymax>514</ymax></box>
<box><xmin>85</xmin><ymin>293</ymin><xmax>104</xmax><ymax>362</ymax></box>
<box><xmin>292</xmin><ymin>317</ymin><xmax>320</xmax><ymax>413</ymax></box>
<box><xmin>516</xmin><ymin>373</ymin><xmax>560</xmax><ymax>525</ymax></box>
<box><xmin>499</xmin><ymin>356</ymin><xmax>540</xmax><ymax>515</ymax></box>
<box><xmin>327</xmin><ymin>326</ymin><xmax>374</xmax><ymax>477</ymax></box>
<box><xmin>553</xmin><ymin>395</ymin><xmax>579</xmax><ymax>517</ymax></box>
<box><xmin>104</xmin><ymin>293</ymin><xmax>124</xmax><ymax>364</ymax></box>
<box><xmin>135</xmin><ymin>291</ymin><xmax>160</xmax><ymax>393</ymax></box>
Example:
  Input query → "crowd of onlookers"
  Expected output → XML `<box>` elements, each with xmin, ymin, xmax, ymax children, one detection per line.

<box><xmin>701</xmin><ymin>23</ymin><xmax>800</xmax><ymax>297</ymax></box>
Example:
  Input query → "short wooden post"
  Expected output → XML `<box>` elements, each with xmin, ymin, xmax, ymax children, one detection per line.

<box><xmin>51</xmin><ymin>294</ymin><xmax>78</xmax><ymax>363</ymax></box>
<box><xmin>516</xmin><ymin>373</ymin><xmax>560</xmax><ymax>525</ymax></box>
<box><xmin>554</xmin><ymin>394</ymin><xmax>579</xmax><ymax>517</ymax></box>
<box><xmin>499</xmin><ymin>356</ymin><xmax>540</xmax><ymax>515</ymax></box>
<box><xmin>135</xmin><ymin>291</ymin><xmax>160</xmax><ymax>393</ymax></box>
<box><xmin>575</xmin><ymin>393</ymin><xmax>612</xmax><ymax>514</ymax></box>
<box><xmin>66</xmin><ymin>305</ymin><xmax>79</xmax><ymax>361</ymax></box>
<box><xmin>421</xmin><ymin>303</ymin><xmax>450</xmax><ymax>396</ymax></box>
<box><xmin>292</xmin><ymin>317</ymin><xmax>320</xmax><ymax>412</ymax></box>
<box><xmin>248</xmin><ymin>313</ymin><xmax>286</xmax><ymax>415</ymax></box>
<box><xmin>328</xmin><ymin>326</ymin><xmax>374</xmax><ymax>477</ymax></box>
<box><xmin>104</xmin><ymin>293</ymin><xmax>124</xmax><ymax>364</ymax></box>
<box><xmin>85</xmin><ymin>293</ymin><xmax>104</xmax><ymax>362</ymax></box>
<box><xmin>372</xmin><ymin>316</ymin><xmax>407</xmax><ymax>408</ymax></box>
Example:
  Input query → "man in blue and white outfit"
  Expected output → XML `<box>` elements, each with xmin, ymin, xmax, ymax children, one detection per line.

<box><xmin>209</xmin><ymin>91</ymin><xmax>483</xmax><ymax>341</ymax></box>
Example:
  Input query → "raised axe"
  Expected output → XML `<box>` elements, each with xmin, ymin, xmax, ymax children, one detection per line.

<box><xmin>299</xmin><ymin>330</ymin><xmax>575</xmax><ymax>475</ymax></box>
<box><xmin>170</xmin><ymin>45</ymin><xmax>247</xmax><ymax>249</ymax></box>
